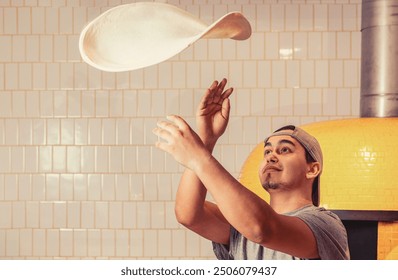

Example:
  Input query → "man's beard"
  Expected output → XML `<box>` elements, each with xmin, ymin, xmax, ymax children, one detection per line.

<box><xmin>262</xmin><ymin>181</ymin><xmax>280</xmax><ymax>191</ymax></box>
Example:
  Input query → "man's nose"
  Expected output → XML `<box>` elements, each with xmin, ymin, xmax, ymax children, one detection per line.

<box><xmin>266</xmin><ymin>153</ymin><xmax>278</xmax><ymax>163</ymax></box>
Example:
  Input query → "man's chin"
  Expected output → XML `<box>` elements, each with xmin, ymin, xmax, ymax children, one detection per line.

<box><xmin>261</xmin><ymin>182</ymin><xmax>279</xmax><ymax>191</ymax></box>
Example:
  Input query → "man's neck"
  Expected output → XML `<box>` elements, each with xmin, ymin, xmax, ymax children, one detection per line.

<box><xmin>269</xmin><ymin>192</ymin><xmax>313</xmax><ymax>214</ymax></box>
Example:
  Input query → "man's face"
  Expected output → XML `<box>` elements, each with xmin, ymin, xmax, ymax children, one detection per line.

<box><xmin>258</xmin><ymin>132</ymin><xmax>310</xmax><ymax>192</ymax></box>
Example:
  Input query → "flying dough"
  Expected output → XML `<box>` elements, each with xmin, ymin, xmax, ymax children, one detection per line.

<box><xmin>79</xmin><ymin>2</ymin><xmax>252</xmax><ymax>72</ymax></box>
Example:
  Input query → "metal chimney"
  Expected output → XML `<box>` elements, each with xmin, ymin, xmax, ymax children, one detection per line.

<box><xmin>360</xmin><ymin>0</ymin><xmax>398</xmax><ymax>117</ymax></box>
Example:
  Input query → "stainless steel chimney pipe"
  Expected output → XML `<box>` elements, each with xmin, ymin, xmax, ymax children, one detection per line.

<box><xmin>360</xmin><ymin>0</ymin><xmax>398</xmax><ymax>117</ymax></box>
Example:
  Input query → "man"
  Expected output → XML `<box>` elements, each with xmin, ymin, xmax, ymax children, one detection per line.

<box><xmin>153</xmin><ymin>79</ymin><xmax>349</xmax><ymax>260</ymax></box>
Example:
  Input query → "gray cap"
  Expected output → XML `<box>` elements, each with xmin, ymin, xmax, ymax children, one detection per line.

<box><xmin>264</xmin><ymin>125</ymin><xmax>323</xmax><ymax>206</ymax></box>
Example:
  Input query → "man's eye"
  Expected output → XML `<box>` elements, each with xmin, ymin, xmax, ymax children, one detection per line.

<box><xmin>264</xmin><ymin>150</ymin><xmax>272</xmax><ymax>156</ymax></box>
<box><xmin>280</xmin><ymin>147</ymin><xmax>291</xmax><ymax>153</ymax></box>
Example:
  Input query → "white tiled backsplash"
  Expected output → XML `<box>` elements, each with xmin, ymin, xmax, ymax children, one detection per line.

<box><xmin>0</xmin><ymin>0</ymin><xmax>361</xmax><ymax>259</ymax></box>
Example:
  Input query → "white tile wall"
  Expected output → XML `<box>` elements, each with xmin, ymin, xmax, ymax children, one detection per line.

<box><xmin>0</xmin><ymin>0</ymin><xmax>361</xmax><ymax>259</ymax></box>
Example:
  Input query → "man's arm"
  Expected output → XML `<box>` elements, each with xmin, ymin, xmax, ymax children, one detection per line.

<box><xmin>175</xmin><ymin>169</ymin><xmax>230</xmax><ymax>244</ymax></box>
<box><xmin>154</xmin><ymin>115</ymin><xmax>319</xmax><ymax>259</ymax></box>
<box><xmin>193</xmin><ymin>153</ymin><xmax>319</xmax><ymax>259</ymax></box>
<box><xmin>173</xmin><ymin>79</ymin><xmax>233</xmax><ymax>245</ymax></box>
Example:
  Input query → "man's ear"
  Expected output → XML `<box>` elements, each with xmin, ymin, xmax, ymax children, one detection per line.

<box><xmin>306</xmin><ymin>162</ymin><xmax>321</xmax><ymax>180</ymax></box>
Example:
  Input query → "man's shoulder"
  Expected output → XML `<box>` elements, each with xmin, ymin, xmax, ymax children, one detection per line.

<box><xmin>290</xmin><ymin>205</ymin><xmax>342</xmax><ymax>223</ymax></box>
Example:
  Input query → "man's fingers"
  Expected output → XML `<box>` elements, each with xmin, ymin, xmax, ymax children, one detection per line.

<box><xmin>204</xmin><ymin>78</ymin><xmax>230</xmax><ymax>100</ymax></box>
<box><xmin>217</xmin><ymin>78</ymin><xmax>227</xmax><ymax>93</ymax></box>
<box><xmin>198</xmin><ymin>87</ymin><xmax>214</xmax><ymax>111</ymax></box>
<box><xmin>155</xmin><ymin>140</ymin><xmax>162</xmax><ymax>149</ymax></box>
<box><xmin>209</xmin><ymin>80</ymin><xmax>218</xmax><ymax>90</ymax></box>
<box><xmin>154</xmin><ymin>119</ymin><xmax>182</xmax><ymax>143</ymax></box>
<box><xmin>213</xmin><ymin>78</ymin><xmax>226</xmax><ymax>102</ymax></box>
<box><xmin>197</xmin><ymin>79</ymin><xmax>231</xmax><ymax>115</ymax></box>
<box><xmin>154</xmin><ymin>140</ymin><xmax>171</xmax><ymax>154</ymax></box>
<box><xmin>166</xmin><ymin>115</ymin><xmax>189</xmax><ymax>130</ymax></box>
<box><xmin>156</xmin><ymin>119</ymin><xmax>178</xmax><ymax>131</ymax></box>
<box><xmin>221</xmin><ymin>98</ymin><xmax>231</xmax><ymax>120</ymax></box>
<box><xmin>153</xmin><ymin>116</ymin><xmax>190</xmax><ymax>142</ymax></box>
<box><xmin>222</xmin><ymin>87</ymin><xmax>234</xmax><ymax>100</ymax></box>
<box><xmin>152</xmin><ymin>126</ymin><xmax>173</xmax><ymax>142</ymax></box>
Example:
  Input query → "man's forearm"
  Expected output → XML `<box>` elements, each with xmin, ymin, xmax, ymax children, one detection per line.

<box><xmin>174</xmin><ymin>138</ymin><xmax>216</xmax><ymax>225</ymax></box>
<box><xmin>175</xmin><ymin>169</ymin><xmax>206</xmax><ymax>208</ymax></box>
<box><xmin>193</xmin><ymin>154</ymin><xmax>275</xmax><ymax>242</ymax></box>
<box><xmin>174</xmin><ymin>137</ymin><xmax>232</xmax><ymax>246</ymax></box>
